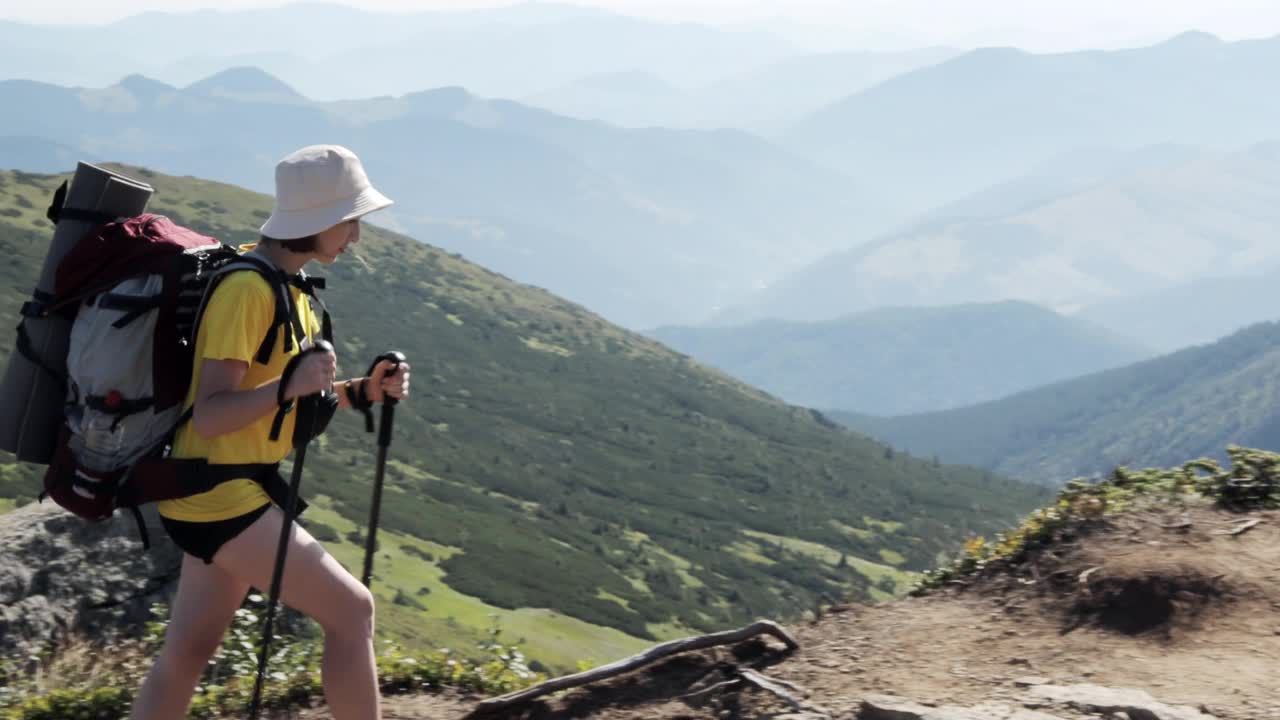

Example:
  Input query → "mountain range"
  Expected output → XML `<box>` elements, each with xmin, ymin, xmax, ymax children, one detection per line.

<box><xmin>650</xmin><ymin>301</ymin><xmax>1151</xmax><ymax>416</ymax></box>
<box><xmin>783</xmin><ymin>32</ymin><xmax>1280</xmax><ymax>220</ymax></box>
<box><xmin>1076</xmin><ymin>266</ymin><xmax>1280</xmax><ymax>352</ymax></box>
<box><xmin>718</xmin><ymin>141</ymin><xmax>1280</xmax><ymax>326</ymax></box>
<box><xmin>524</xmin><ymin>47</ymin><xmax>959</xmax><ymax>132</ymax></box>
<box><xmin>11</xmin><ymin>25</ymin><xmax>1280</xmax><ymax>338</ymax></box>
<box><xmin>0</xmin><ymin>2</ymin><xmax>794</xmax><ymax>99</ymax></box>
<box><xmin>0</xmin><ymin>70</ymin><xmax>886</xmax><ymax>329</ymax></box>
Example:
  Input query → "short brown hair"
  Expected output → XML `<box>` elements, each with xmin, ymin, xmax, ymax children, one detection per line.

<box><xmin>261</xmin><ymin>234</ymin><xmax>318</xmax><ymax>253</ymax></box>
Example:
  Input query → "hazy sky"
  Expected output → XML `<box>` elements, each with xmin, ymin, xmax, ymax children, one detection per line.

<box><xmin>4</xmin><ymin>0</ymin><xmax>1279</xmax><ymax>51</ymax></box>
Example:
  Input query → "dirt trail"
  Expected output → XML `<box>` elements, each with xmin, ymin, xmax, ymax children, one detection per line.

<box><xmin>290</xmin><ymin>504</ymin><xmax>1280</xmax><ymax>719</ymax></box>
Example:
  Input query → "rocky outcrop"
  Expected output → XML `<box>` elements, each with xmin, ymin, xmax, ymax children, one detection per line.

<box><xmin>855</xmin><ymin>685</ymin><xmax>1221</xmax><ymax>720</ymax></box>
<box><xmin>859</xmin><ymin>695</ymin><xmax>1069</xmax><ymax>719</ymax></box>
<box><xmin>1027</xmin><ymin>684</ymin><xmax>1218</xmax><ymax>720</ymax></box>
<box><xmin>0</xmin><ymin>501</ymin><xmax>181</xmax><ymax>660</ymax></box>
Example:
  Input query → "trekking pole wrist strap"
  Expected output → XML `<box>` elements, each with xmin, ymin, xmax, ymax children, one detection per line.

<box><xmin>366</xmin><ymin>351</ymin><xmax>406</xmax><ymax>407</ymax></box>
<box><xmin>345</xmin><ymin>378</ymin><xmax>376</xmax><ymax>433</ymax></box>
<box><xmin>270</xmin><ymin>350</ymin><xmax>309</xmax><ymax>442</ymax></box>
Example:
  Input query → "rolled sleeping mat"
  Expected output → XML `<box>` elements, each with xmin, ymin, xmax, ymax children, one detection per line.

<box><xmin>0</xmin><ymin>162</ymin><xmax>153</xmax><ymax>463</ymax></box>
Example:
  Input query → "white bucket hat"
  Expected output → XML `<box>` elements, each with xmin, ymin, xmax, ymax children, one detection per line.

<box><xmin>260</xmin><ymin>144</ymin><xmax>393</xmax><ymax>240</ymax></box>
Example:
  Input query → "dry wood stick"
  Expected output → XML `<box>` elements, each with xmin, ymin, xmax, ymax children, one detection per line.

<box><xmin>737</xmin><ymin>668</ymin><xmax>830</xmax><ymax>716</ymax></box>
<box><xmin>469</xmin><ymin>620</ymin><xmax>799</xmax><ymax>715</ymax></box>
<box><xmin>1221</xmin><ymin>518</ymin><xmax>1263</xmax><ymax>536</ymax></box>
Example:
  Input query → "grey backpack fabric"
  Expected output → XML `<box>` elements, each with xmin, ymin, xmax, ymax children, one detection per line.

<box><xmin>66</xmin><ymin>273</ymin><xmax>183</xmax><ymax>473</ymax></box>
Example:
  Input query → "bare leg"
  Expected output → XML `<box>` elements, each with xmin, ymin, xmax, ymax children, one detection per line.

<box><xmin>129</xmin><ymin>554</ymin><xmax>250</xmax><ymax>720</ymax></box>
<box><xmin>215</xmin><ymin>505</ymin><xmax>380</xmax><ymax>720</ymax></box>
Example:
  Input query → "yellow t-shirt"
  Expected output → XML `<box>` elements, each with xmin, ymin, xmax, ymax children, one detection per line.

<box><xmin>156</xmin><ymin>268</ymin><xmax>321</xmax><ymax>522</ymax></box>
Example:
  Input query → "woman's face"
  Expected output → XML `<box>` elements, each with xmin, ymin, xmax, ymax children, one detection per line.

<box><xmin>314</xmin><ymin>219</ymin><xmax>360</xmax><ymax>264</ymax></box>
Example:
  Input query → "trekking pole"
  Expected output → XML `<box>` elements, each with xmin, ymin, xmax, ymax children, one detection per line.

<box><xmin>362</xmin><ymin>351</ymin><xmax>405</xmax><ymax>588</ymax></box>
<box><xmin>249</xmin><ymin>340</ymin><xmax>334</xmax><ymax>720</ymax></box>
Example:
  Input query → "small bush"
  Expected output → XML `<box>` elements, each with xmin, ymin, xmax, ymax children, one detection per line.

<box><xmin>6</xmin><ymin>686</ymin><xmax>131</xmax><ymax>720</ymax></box>
<box><xmin>912</xmin><ymin>446</ymin><xmax>1280</xmax><ymax>595</ymax></box>
<box><xmin>346</xmin><ymin>529</ymin><xmax>380</xmax><ymax>551</ymax></box>
<box><xmin>306</xmin><ymin>521</ymin><xmax>339</xmax><ymax>543</ymax></box>
<box><xmin>393</xmin><ymin>589</ymin><xmax>426</xmax><ymax>611</ymax></box>
<box><xmin>401</xmin><ymin>544</ymin><xmax>435</xmax><ymax>562</ymax></box>
<box><xmin>2</xmin><ymin>602</ymin><xmax>541</xmax><ymax>719</ymax></box>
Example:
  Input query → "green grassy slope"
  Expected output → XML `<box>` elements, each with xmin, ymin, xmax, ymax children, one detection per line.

<box><xmin>0</xmin><ymin>166</ymin><xmax>1051</xmax><ymax>668</ymax></box>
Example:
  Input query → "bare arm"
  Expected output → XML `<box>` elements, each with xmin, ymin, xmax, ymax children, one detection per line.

<box><xmin>191</xmin><ymin>350</ymin><xmax>337</xmax><ymax>439</ymax></box>
<box><xmin>190</xmin><ymin>359</ymin><xmax>283</xmax><ymax>439</ymax></box>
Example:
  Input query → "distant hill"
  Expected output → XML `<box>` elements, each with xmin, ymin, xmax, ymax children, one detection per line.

<box><xmin>1077</xmin><ymin>262</ymin><xmax>1280</xmax><ymax>353</ymax></box>
<box><xmin>784</xmin><ymin>32</ymin><xmax>1280</xmax><ymax>218</ymax></box>
<box><xmin>524</xmin><ymin>47</ymin><xmax>958</xmax><ymax>133</ymax></box>
<box><xmin>523</xmin><ymin>70</ymin><xmax>690</xmax><ymax>128</ymax></box>
<box><xmin>0</xmin><ymin>137</ymin><xmax>95</xmax><ymax>174</ymax></box>
<box><xmin>0</xmin><ymin>4</ymin><xmax>795</xmax><ymax>100</ymax></box>
<box><xmin>0</xmin><ymin>166</ymin><xmax>1049</xmax><ymax>667</ymax></box>
<box><xmin>697</xmin><ymin>47</ymin><xmax>959</xmax><ymax>133</ymax></box>
<box><xmin>650</xmin><ymin>301</ymin><xmax>1150</xmax><ymax>415</ymax></box>
<box><xmin>0</xmin><ymin>75</ymin><xmax>884</xmax><ymax>329</ymax></box>
<box><xmin>716</xmin><ymin>141</ymin><xmax>1280</xmax><ymax>324</ymax></box>
<box><xmin>184</xmin><ymin>66</ymin><xmax>308</xmax><ymax>104</ymax></box>
<box><xmin>834</xmin><ymin>321</ymin><xmax>1280</xmax><ymax>484</ymax></box>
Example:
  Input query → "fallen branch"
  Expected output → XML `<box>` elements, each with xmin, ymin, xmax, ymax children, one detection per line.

<box><xmin>750</xmin><ymin>671</ymin><xmax>804</xmax><ymax>695</ymax></box>
<box><xmin>737</xmin><ymin>668</ymin><xmax>829</xmax><ymax>716</ymax></box>
<box><xmin>1078</xmin><ymin>566</ymin><xmax>1103</xmax><ymax>585</ymax></box>
<box><xmin>1218</xmin><ymin>519</ymin><xmax>1263</xmax><ymax>537</ymax></box>
<box><xmin>677</xmin><ymin>678</ymin><xmax>742</xmax><ymax>702</ymax></box>
<box><xmin>469</xmin><ymin>620</ymin><xmax>799</xmax><ymax>715</ymax></box>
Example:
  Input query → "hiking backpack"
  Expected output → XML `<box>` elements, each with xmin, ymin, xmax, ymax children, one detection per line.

<box><xmin>25</xmin><ymin>202</ymin><xmax>333</xmax><ymax>546</ymax></box>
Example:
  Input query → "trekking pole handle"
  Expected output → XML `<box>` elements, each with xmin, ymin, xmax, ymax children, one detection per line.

<box><xmin>369</xmin><ymin>351</ymin><xmax>404</xmax><ymax>448</ymax></box>
<box><xmin>364</xmin><ymin>351</ymin><xmax>405</xmax><ymax>404</ymax></box>
<box><xmin>315</xmin><ymin>339</ymin><xmax>336</xmax><ymax>397</ymax></box>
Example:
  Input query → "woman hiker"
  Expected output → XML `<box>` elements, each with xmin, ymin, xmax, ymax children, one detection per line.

<box><xmin>129</xmin><ymin>145</ymin><xmax>410</xmax><ymax>720</ymax></box>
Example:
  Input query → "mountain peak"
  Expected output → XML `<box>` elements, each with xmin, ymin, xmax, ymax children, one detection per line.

<box><xmin>184</xmin><ymin>66</ymin><xmax>305</xmax><ymax>102</ymax></box>
<box><xmin>1157</xmin><ymin>30</ymin><xmax>1223</xmax><ymax>49</ymax></box>
<box><xmin>116</xmin><ymin>74</ymin><xmax>176</xmax><ymax>97</ymax></box>
<box><xmin>401</xmin><ymin>86</ymin><xmax>478</xmax><ymax>115</ymax></box>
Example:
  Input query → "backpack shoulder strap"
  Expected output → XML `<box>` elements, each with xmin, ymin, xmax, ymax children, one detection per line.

<box><xmin>190</xmin><ymin>255</ymin><xmax>304</xmax><ymax>366</ymax></box>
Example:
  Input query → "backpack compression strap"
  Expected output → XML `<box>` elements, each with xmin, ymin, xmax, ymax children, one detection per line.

<box><xmin>45</xmin><ymin>181</ymin><xmax>119</xmax><ymax>226</ymax></box>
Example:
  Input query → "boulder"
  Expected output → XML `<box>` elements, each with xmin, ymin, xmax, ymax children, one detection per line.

<box><xmin>1028</xmin><ymin>684</ymin><xmax>1217</xmax><ymax>720</ymax></box>
<box><xmin>0</xmin><ymin>501</ymin><xmax>180</xmax><ymax>660</ymax></box>
<box><xmin>859</xmin><ymin>694</ymin><xmax>1068</xmax><ymax>720</ymax></box>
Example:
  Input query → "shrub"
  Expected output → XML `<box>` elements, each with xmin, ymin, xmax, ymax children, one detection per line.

<box><xmin>912</xmin><ymin>446</ymin><xmax>1280</xmax><ymax>595</ymax></box>
<box><xmin>2</xmin><ymin>601</ymin><xmax>541</xmax><ymax>719</ymax></box>
<box><xmin>306</xmin><ymin>521</ymin><xmax>339</xmax><ymax>543</ymax></box>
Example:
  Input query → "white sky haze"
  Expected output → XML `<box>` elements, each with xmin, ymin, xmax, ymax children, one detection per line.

<box><xmin>2</xmin><ymin>0</ymin><xmax>1279</xmax><ymax>51</ymax></box>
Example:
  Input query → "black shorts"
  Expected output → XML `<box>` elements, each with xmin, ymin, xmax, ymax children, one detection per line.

<box><xmin>161</xmin><ymin>503</ymin><xmax>271</xmax><ymax>564</ymax></box>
